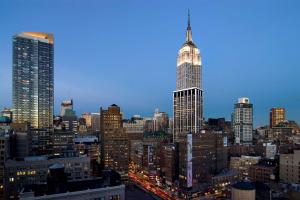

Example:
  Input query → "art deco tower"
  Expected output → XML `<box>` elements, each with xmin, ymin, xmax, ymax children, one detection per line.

<box><xmin>173</xmin><ymin>13</ymin><xmax>203</xmax><ymax>141</ymax></box>
<box><xmin>12</xmin><ymin>32</ymin><xmax>54</xmax><ymax>128</ymax></box>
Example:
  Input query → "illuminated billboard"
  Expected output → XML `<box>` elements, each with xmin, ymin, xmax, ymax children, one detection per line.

<box><xmin>187</xmin><ymin>133</ymin><xmax>192</xmax><ymax>187</ymax></box>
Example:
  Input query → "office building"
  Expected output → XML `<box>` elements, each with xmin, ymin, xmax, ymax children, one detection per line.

<box><xmin>13</xmin><ymin>32</ymin><xmax>54</xmax><ymax>129</ymax></box>
<box><xmin>100</xmin><ymin>104</ymin><xmax>129</xmax><ymax>174</ymax></box>
<box><xmin>249</xmin><ymin>159</ymin><xmax>277</xmax><ymax>183</ymax></box>
<box><xmin>173</xmin><ymin>12</ymin><xmax>203</xmax><ymax>142</ymax></box>
<box><xmin>280</xmin><ymin>150</ymin><xmax>300</xmax><ymax>184</ymax></box>
<box><xmin>270</xmin><ymin>107</ymin><xmax>285</xmax><ymax>128</ymax></box>
<box><xmin>233</xmin><ymin>97</ymin><xmax>253</xmax><ymax>144</ymax></box>
<box><xmin>230</xmin><ymin>155</ymin><xmax>261</xmax><ymax>180</ymax></box>
<box><xmin>5</xmin><ymin>155</ymin><xmax>90</xmax><ymax>198</ymax></box>
<box><xmin>178</xmin><ymin>130</ymin><xmax>228</xmax><ymax>187</ymax></box>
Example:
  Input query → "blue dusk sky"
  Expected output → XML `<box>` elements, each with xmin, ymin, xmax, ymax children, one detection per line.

<box><xmin>0</xmin><ymin>0</ymin><xmax>299</xmax><ymax>127</ymax></box>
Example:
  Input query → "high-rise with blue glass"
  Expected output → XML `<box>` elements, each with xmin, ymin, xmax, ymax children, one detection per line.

<box><xmin>12</xmin><ymin>32</ymin><xmax>54</xmax><ymax>128</ymax></box>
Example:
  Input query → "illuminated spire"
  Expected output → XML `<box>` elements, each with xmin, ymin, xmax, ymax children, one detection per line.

<box><xmin>186</xmin><ymin>9</ymin><xmax>193</xmax><ymax>42</ymax></box>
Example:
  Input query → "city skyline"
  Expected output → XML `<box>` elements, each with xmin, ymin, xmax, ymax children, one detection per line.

<box><xmin>1</xmin><ymin>0</ymin><xmax>300</xmax><ymax>126</ymax></box>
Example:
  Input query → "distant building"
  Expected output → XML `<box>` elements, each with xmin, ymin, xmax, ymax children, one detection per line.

<box><xmin>249</xmin><ymin>159</ymin><xmax>278</xmax><ymax>183</ymax></box>
<box><xmin>270</xmin><ymin>107</ymin><xmax>285</xmax><ymax>128</ymax></box>
<box><xmin>264</xmin><ymin>142</ymin><xmax>277</xmax><ymax>159</ymax></box>
<box><xmin>61</xmin><ymin>109</ymin><xmax>78</xmax><ymax>132</ymax></box>
<box><xmin>233</xmin><ymin>97</ymin><xmax>253</xmax><ymax>144</ymax></box>
<box><xmin>60</xmin><ymin>99</ymin><xmax>73</xmax><ymax>117</ymax></box>
<box><xmin>51</xmin><ymin>130</ymin><xmax>75</xmax><ymax>157</ymax></box>
<box><xmin>230</xmin><ymin>155</ymin><xmax>261</xmax><ymax>180</ymax></box>
<box><xmin>153</xmin><ymin>109</ymin><xmax>169</xmax><ymax>132</ymax></box>
<box><xmin>280</xmin><ymin>150</ymin><xmax>300</xmax><ymax>184</ymax></box>
<box><xmin>123</xmin><ymin>116</ymin><xmax>144</xmax><ymax>141</ymax></box>
<box><xmin>12</xmin><ymin>32</ymin><xmax>54</xmax><ymax>129</ymax></box>
<box><xmin>74</xmin><ymin>135</ymin><xmax>100</xmax><ymax>176</ymax></box>
<box><xmin>268</xmin><ymin>122</ymin><xmax>292</xmax><ymax>143</ymax></box>
<box><xmin>100</xmin><ymin>104</ymin><xmax>129</xmax><ymax>174</ymax></box>
<box><xmin>91</xmin><ymin>113</ymin><xmax>100</xmax><ymax>133</ymax></box>
<box><xmin>81</xmin><ymin>112</ymin><xmax>92</xmax><ymax>129</ymax></box>
<box><xmin>1</xmin><ymin>108</ymin><xmax>13</xmax><ymax>121</ymax></box>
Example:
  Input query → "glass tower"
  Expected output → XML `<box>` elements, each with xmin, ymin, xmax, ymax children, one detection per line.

<box><xmin>12</xmin><ymin>32</ymin><xmax>54</xmax><ymax>128</ymax></box>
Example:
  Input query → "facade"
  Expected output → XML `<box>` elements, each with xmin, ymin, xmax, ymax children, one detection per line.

<box><xmin>153</xmin><ymin>109</ymin><xmax>169</xmax><ymax>132</ymax></box>
<box><xmin>129</xmin><ymin>140</ymin><xmax>143</xmax><ymax>169</ymax></box>
<box><xmin>51</xmin><ymin>131</ymin><xmax>75</xmax><ymax>156</ymax></box>
<box><xmin>13</xmin><ymin>32</ymin><xmax>54</xmax><ymax>129</ymax></box>
<box><xmin>123</xmin><ymin>117</ymin><xmax>144</xmax><ymax>141</ymax></box>
<box><xmin>91</xmin><ymin>113</ymin><xmax>100</xmax><ymax>133</ymax></box>
<box><xmin>1</xmin><ymin>108</ymin><xmax>13</xmax><ymax>121</ymax></box>
<box><xmin>161</xmin><ymin>144</ymin><xmax>178</xmax><ymax>185</ymax></box>
<box><xmin>249</xmin><ymin>163</ymin><xmax>276</xmax><ymax>183</ymax></box>
<box><xmin>280</xmin><ymin>150</ymin><xmax>300</xmax><ymax>184</ymax></box>
<box><xmin>20</xmin><ymin>184</ymin><xmax>125</xmax><ymax>200</ymax></box>
<box><xmin>233</xmin><ymin>97</ymin><xmax>253</xmax><ymax>144</ymax></box>
<box><xmin>61</xmin><ymin>109</ymin><xmax>78</xmax><ymax>132</ymax></box>
<box><xmin>100</xmin><ymin>104</ymin><xmax>129</xmax><ymax>174</ymax></box>
<box><xmin>81</xmin><ymin>112</ymin><xmax>92</xmax><ymax>129</ymax></box>
<box><xmin>0</xmin><ymin>126</ymin><xmax>12</xmax><ymax>199</ymax></box>
<box><xmin>230</xmin><ymin>155</ymin><xmax>261</xmax><ymax>180</ymax></box>
<box><xmin>5</xmin><ymin>155</ymin><xmax>90</xmax><ymax>197</ymax></box>
<box><xmin>269</xmin><ymin>122</ymin><xmax>292</xmax><ymax>142</ymax></box>
<box><xmin>60</xmin><ymin>99</ymin><xmax>73</xmax><ymax>117</ymax></box>
<box><xmin>270</xmin><ymin>107</ymin><xmax>285</xmax><ymax>128</ymax></box>
<box><xmin>173</xmin><ymin>13</ymin><xmax>203</xmax><ymax>142</ymax></box>
<box><xmin>264</xmin><ymin>142</ymin><xmax>277</xmax><ymax>159</ymax></box>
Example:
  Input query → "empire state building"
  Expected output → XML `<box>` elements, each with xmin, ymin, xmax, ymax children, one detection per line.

<box><xmin>173</xmin><ymin>13</ymin><xmax>203</xmax><ymax>141</ymax></box>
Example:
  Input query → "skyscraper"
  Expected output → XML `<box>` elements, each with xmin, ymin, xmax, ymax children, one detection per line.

<box><xmin>233</xmin><ymin>97</ymin><xmax>253</xmax><ymax>144</ymax></box>
<box><xmin>270</xmin><ymin>107</ymin><xmax>285</xmax><ymax>128</ymax></box>
<box><xmin>173</xmin><ymin>12</ymin><xmax>204</xmax><ymax>193</ymax></box>
<box><xmin>173</xmin><ymin>12</ymin><xmax>203</xmax><ymax>141</ymax></box>
<box><xmin>12</xmin><ymin>32</ymin><xmax>54</xmax><ymax>129</ymax></box>
<box><xmin>100</xmin><ymin>104</ymin><xmax>129</xmax><ymax>174</ymax></box>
